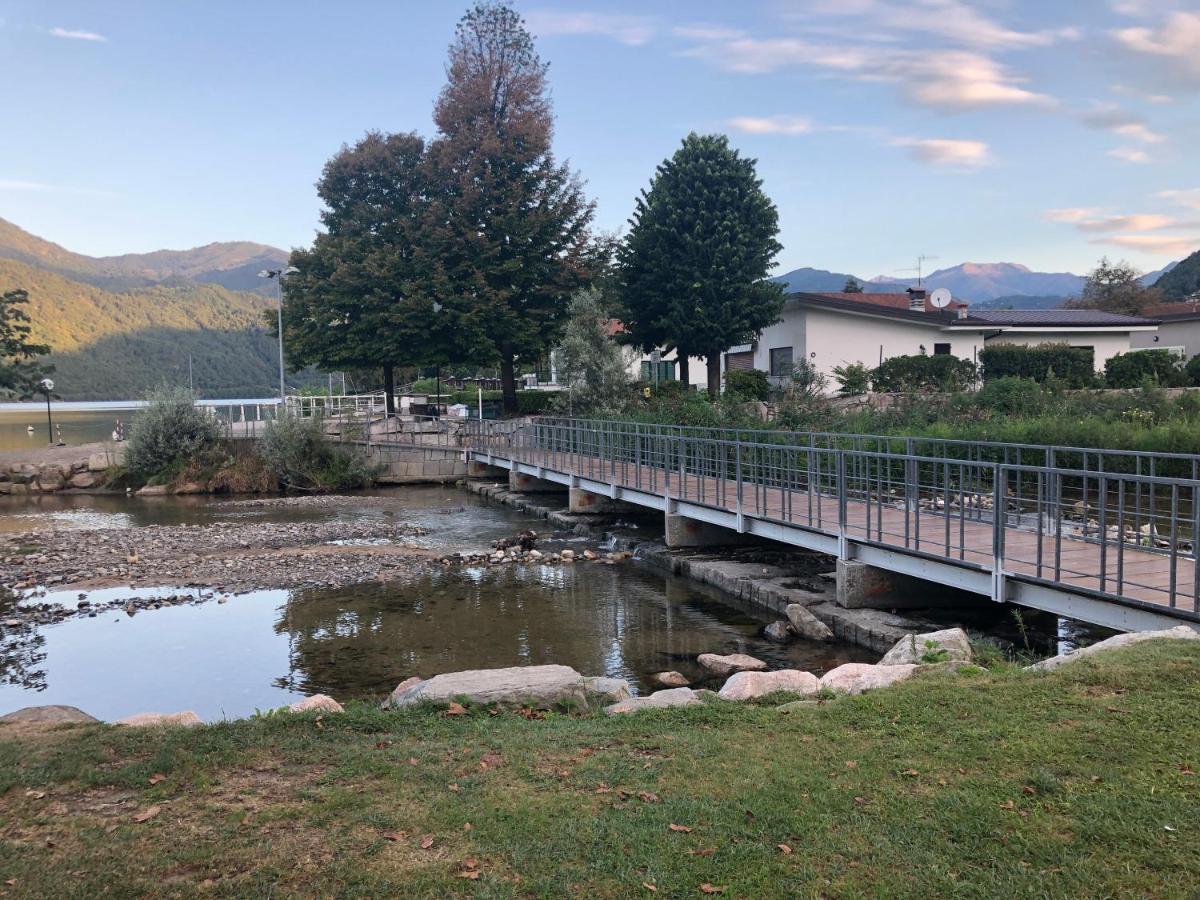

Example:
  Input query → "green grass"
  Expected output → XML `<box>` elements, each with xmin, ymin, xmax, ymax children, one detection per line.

<box><xmin>2</xmin><ymin>641</ymin><xmax>1199</xmax><ymax>897</ymax></box>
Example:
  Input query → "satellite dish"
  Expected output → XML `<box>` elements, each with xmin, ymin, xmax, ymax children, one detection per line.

<box><xmin>929</xmin><ymin>288</ymin><xmax>953</xmax><ymax>309</ymax></box>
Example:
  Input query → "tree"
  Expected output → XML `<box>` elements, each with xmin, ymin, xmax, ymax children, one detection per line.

<box><xmin>843</xmin><ymin>276</ymin><xmax>864</xmax><ymax>293</ymax></box>
<box><xmin>618</xmin><ymin>133</ymin><xmax>784</xmax><ymax>397</ymax></box>
<box><xmin>0</xmin><ymin>289</ymin><xmax>52</xmax><ymax>397</ymax></box>
<box><xmin>1066</xmin><ymin>257</ymin><xmax>1160</xmax><ymax>315</ymax></box>
<box><xmin>555</xmin><ymin>288</ymin><xmax>632</xmax><ymax>415</ymax></box>
<box><xmin>281</xmin><ymin>132</ymin><xmax>483</xmax><ymax>413</ymax></box>
<box><xmin>422</xmin><ymin>1</ymin><xmax>595</xmax><ymax>414</ymax></box>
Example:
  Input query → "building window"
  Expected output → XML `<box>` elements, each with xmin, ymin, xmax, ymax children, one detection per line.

<box><xmin>640</xmin><ymin>359</ymin><xmax>676</xmax><ymax>382</ymax></box>
<box><xmin>769</xmin><ymin>347</ymin><xmax>793</xmax><ymax>376</ymax></box>
<box><xmin>933</xmin><ymin>343</ymin><xmax>951</xmax><ymax>356</ymax></box>
<box><xmin>725</xmin><ymin>351</ymin><xmax>754</xmax><ymax>371</ymax></box>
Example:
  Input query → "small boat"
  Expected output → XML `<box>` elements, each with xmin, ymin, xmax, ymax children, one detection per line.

<box><xmin>26</xmin><ymin>425</ymin><xmax>34</xmax><ymax>433</ymax></box>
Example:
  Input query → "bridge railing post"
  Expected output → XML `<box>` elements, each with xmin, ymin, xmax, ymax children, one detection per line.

<box><xmin>992</xmin><ymin>465</ymin><xmax>1008</xmax><ymax>602</ymax></box>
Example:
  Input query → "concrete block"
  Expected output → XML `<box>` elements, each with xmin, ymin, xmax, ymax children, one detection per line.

<box><xmin>663</xmin><ymin>513</ymin><xmax>759</xmax><ymax>548</ymax></box>
<box><xmin>508</xmin><ymin>470</ymin><xmax>566</xmax><ymax>494</ymax></box>
<box><xmin>467</xmin><ymin>460</ymin><xmax>507</xmax><ymax>478</ymax></box>
<box><xmin>835</xmin><ymin>559</ymin><xmax>972</xmax><ymax>610</ymax></box>
<box><xmin>569</xmin><ymin>487</ymin><xmax>618</xmax><ymax>514</ymax></box>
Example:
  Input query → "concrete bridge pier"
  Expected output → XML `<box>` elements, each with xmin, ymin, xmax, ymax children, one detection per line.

<box><xmin>568</xmin><ymin>487</ymin><xmax>621</xmax><ymax>514</ymax></box>
<box><xmin>664</xmin><ymin>512</ymin><xmax>758</xmax><ymax>548</ymax></box>
<box><xmin>835</xmin><ymin>559</ymin><xmax>971</xmax><ymax>610</ymax></box>
<box><xmin>508</xmin><ymin>470</ymin><xmax>566</xmax><ymax>494</ymax></box>
<box><xmin>467</xmin><ymin>460</ymin><xmax>507</xmax><ymax>479</ymax></box>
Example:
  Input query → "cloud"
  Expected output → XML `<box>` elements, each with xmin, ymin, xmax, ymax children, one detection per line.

<box><xmin>1157</xmin><ymin>188</ymin><xmax>1200</xmax><ymax>209</ymax></box>
<box><xmin>1113</xmin><ymin>11</ymin><xmax>1200</xmax><ymax>88</ymax></box>
<box><xmin>1079</xmin><ymin>104</ymin><xmax>1166</xmax><ymax>143</ymax></box>
<box><xmin>672</xmin><ymin>24</ymin><xmax>744</xmax><ymax>42</ymax></box>
<box><xmin>1092</xmin><ymin>234</ymin><xmax>1200</xmax><ymax>255</ymax></box>
<box><xmin>1108</xmin><ymin>146</ymin><xmax>1151</xmax><ymax>163</ymax></box>
<box><xmin>1045</xmin><ymin>208</ymin><xmax>1109</xmax><ymax>224</ymax></box>
<box><xmin>726</xmin><ymin>115</ymin><xmax>817</xmax><ymax>135</ymax></box>
<box><xmin>0</xmin><ymin>179</ymin><xmax>117</xmax><ymax>197</ymax></box>
<box><xmin>1074</xmin><ymin>214</ymin><xmax>1178</xmax><ymax>232</ymax></box>
<box><xmin>523</xmin><ymin>11</ymin><xmax>656</xmax><ymax>46</ymax></box>
<box><xmin>49</xmin><ymin>26</ymin><xmax>107</xmax><ymax>42</ymax></box>
<box><xmin>894</xmin><ymin>138</ymin><xmax>991</xmax><ymax>168</ymax></box>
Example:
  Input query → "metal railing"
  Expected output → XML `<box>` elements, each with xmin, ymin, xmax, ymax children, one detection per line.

<box><xmin>285</xmin><ymin>392</ymin><xmax>388</xmax><ymax>418</ymax></box>
<box><xmin>464</xmin><ymin>417</ymin><xmax>1200</xmax><ymax>618</ymax></box>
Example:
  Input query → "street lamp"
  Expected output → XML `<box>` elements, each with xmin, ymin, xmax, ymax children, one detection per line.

<box><xmin>258</xmin><ymin>266</ymin><xmax>300</xmax><ymax>402</ymax></box>
<box><xmin>39</xmin><ymin>378</ymin><xmax>55</xmax><ymax>446</ymax></box>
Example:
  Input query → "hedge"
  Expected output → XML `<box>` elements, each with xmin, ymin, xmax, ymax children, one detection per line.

<box><xmin>723</xmin><ymin>369</ymin><xmax>771</xmax><ymax>401</ymax></box>
<box><xmin>1104</xmin><ymin>349</ymin><xmax>1187</xmax><ymax>388</ymax></box>
<box><xmin>871</xmin><ymin>354</ymin><xmax>977</xmax><ymax>392</ymax></box>
<box><xmin>978</xmin><ymin>343</ymin><xmax>1095</xmax><ymax>388</ymax></box>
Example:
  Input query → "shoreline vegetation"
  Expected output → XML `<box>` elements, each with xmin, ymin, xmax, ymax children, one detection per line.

<box><xmin>1</xmin><ymin>638</ymin><xmax>1198</xmax><ymax>896</ymax></box>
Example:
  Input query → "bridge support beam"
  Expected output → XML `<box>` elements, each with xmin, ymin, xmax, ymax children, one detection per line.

<box><xmin>569</xmin><ymin>487</ymin><xmax>620</xmax><ymax>514</ymax></box>
<box><xmin>664</xmin><ymin>512</ymin><xmax>759</xmax><ymax>548</ymax></box>
<box><xmin>467</xmin><ymin>460</ymin><xmax>507</xmax><ymax>479</ymax></box>
<box><xmin>836</xmin><ymin>559</ymin><xmax>971</xmax><ymax>610</ymax></box>
<box><xmin>508</xmin><ymin>470</ymin><xmax>566</xmax><ymax>494</ymax></box>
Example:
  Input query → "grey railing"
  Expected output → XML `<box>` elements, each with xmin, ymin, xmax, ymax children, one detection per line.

<box><xmin>465</xmin><ymin>417</ymin><xmax>1200</xmax><ymax>619</ymax></box>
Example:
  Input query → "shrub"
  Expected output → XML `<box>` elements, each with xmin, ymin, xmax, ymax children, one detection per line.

<box><xmin>260</xmin><ymin>413</ymin><xmax>376</xmax><ymax>491</ymax></box>
<box><xmin>973</xmin><ymin>377</ymin><xmax>1055</xmax><ymax>416</ymax></box>
<box><xmin>788</xmin><ymin>359</ymin><xmax>829</xmax><ymax>402</ymax></box>
<box><xmin>1104</xmin><ymin>350</ymin><xmax>1186</xmax><ymax>388</ymax></box>
<box><xmin>871</xmin><ymin>355</ymin><xmax>977</xmax><ymax>393</ymax></box>
<box><xmin>516</xmin><ymin>390</ymin><xmax>558</xmax><ymax>415</ymax></box>
<box><xmin>723</xmin><ymin>368</ymin><xmax>770</xmax><ymax>401</ymax></box>
<box><xmin>978</xmin><ymin>343</ymin><xmax>1095</xmax><ymax>388</ymax></box>
<box><xmin>1185</xmin><ymin>354</ymin><xmax>1200</xmax><ymax>387</ymax></box>
<box><xmin>832</xmin><ymin>362</ymin><xmax>871</xmax><ymax>396</ymax></box>
<box><xmin>125</xmin><ymin>383</ymin><xmax>222</xmax><ymax>482</ymax></box>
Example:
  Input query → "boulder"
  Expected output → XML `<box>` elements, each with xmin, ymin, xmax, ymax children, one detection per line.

<box><xmin>116</xmin><ymin>711</ymin><xmax>202</xmax><ymax>728</ymax></box>
<box><xmin>820</xmin><ymin>662</ymin><xmax>917</xmax><ymax>695</ymax></box>
<box><xmin>785</xmin><ymin>604</ymin><xmax>834</xmax><ymax>642</ymax></box>
<box><xmin>763</xmin><ymin>621</ymin><xmax>792</xmax><ymax>643</ymax></box>
<box><xmin>174</xmin><ymin>481</ymin><xmax>207</xmax><ymax>495</ymax></box>
<box><xmin>718</xmin><ymin>669</ymin><xmax>820</xmax><ymax>701</ymax></box>
<box><xmin>288</xmin><ymin>694</ymin><xmax>344</xmax><ymax>714</ymax></box>
<box><xmin>35</xmin><ymin>469</ymin><xmax>65</xmax><ymax>492</ymax></box>
<box><xmin>1027</xmin><ymin>625</ymin><xmax>1200</xmax><ymax>672</ymax></box>
<box><xmin>387</xmin><ymin>676</ymin><xmax>424</xmax><ymax>707</ymax></box>
<box><xmin>697</xmin><ymin>653</ymin><xmax>768</xmax><ymax>677</ymax></box>
<box><xmin>579</xmin><ymin>676</ymin><xmax>632</xmax><ymax>704</ymax></box>
<box><xmin>879</xmin><ymin>628</ymin><xmax>973</xmax><ymax>666</ymax></box>
<box><xmin>88</xmin><ymin>453</ymin><xmax>113</xmax><ymax>472</ymax></box>
<box><xmin>651</xmin><ymin>671</ymin><xmax>690</xmax><ymax>689</ymax></box>
<box><xmin>136</xmin><ymin>484</ymin><xmax>170</xmax><ymax>496</ymax></box>
<box><xmin>604</xmin><ymin>687</ymin><xmax>701</xmax><ymax>715</ymax></box>
<box><xmin>0</xmin><ymin>705</ymin><xmax>99</xmax><ymax>725</ymax></box>
<box><xmin>68</xmin><ymin>472</ymin><xmax>97</xmax><ymax>489</ymax></box>
<box><xmin>387</xmin><ymin>664</ymin><xmax>627</xmax><ymax>710</ymax></box>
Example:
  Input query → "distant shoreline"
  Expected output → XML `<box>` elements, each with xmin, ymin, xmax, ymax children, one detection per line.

<box><xmin>0</xmin><ymin>398</ymin><xmax>282</xmax><ymax>412</ymax></box>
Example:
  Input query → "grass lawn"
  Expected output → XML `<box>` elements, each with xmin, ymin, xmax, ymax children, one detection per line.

<box><xmin>2</xmin><ymin>641</ymin><xmax>1199</xmax><ymax>898</ymax></box>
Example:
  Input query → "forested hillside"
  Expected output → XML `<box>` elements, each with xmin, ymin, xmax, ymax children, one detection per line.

<box><xmin>0</xmin><ymin>258</ymin><xmax>295</xmax><ymax>399</ymax></box>
<box><xmin>1155</xmin><ymin>249</ymin><xmax>1200</xmax><ymax>300</ymax></box>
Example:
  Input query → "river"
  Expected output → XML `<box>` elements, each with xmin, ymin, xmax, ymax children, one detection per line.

<box><xmin>0</xmin><ymin>486</ymin><xmax>875</xmax><ymax>721</ymax></box>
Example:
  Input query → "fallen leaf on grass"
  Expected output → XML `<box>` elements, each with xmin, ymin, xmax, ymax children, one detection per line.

<box><xmin>133</xmin><ymin>805</ymin><xmax>161</xmax><ymax>823</ymax></box>
<box><xmin>375</xmin><ymin>740</ymin><xmax>392</xmax><ymax>749</ymax></box>
<box><xmin>383</xmin><ymin>831</ymin><xmax>407</xmax><ymax>842</ymax></box>
<box><xmin>457</xmin><ymin>858</ymin><xmax>480</xmax><ymax>879</ymax></box>
<box><xmin>691</xmin><ymin>848</ymin><xmax>716</xmax><ymax>857</ymax></box>
<box><xmin>445</xmin><ymin>701</ymin><xmax>468</xmax><ymax>716</ymax></box>
<box><xmin>999</xmin><ymin>800</ymin><xmax>1015</xmax><ymax>810</ymax></box>
<box><xmin>463</xmin><ymin>822</ymin><xmax>473</xmax><ymax>832</ymax></box>
<box><xmin>845</xmin><ymin>760</ymin><xmax>857</xmax><ymax>769</ymax></box>
<box><xmin>420</xmin><ymin>835</ymin><xmax>435</xmax><ymax>850</ymax></box>
<box><xmin>24</xmin><ymin>790</ymin><xmax>45</xmax><ymax>800</ymax></box>
<box><xmin>408</xmin><ymin>757</ymin><xmax>419</xmax><ymax>767</ymax></box>
<box><xmin>642</xmin><ymin>883</ymin><xmax>657</xmax><ymax>892</ymax></box>
<box><xmin>700</xmin><ymin>884</ymin><xmax>725</xmax><ymax>894</ymax></box>
<box><xmin>448</xmin><ymin>783</ymin><xmax>460</xmax><ymax>792</ymax></box>
<box><xmin>1023</xmin><ymin>786</ymin><xmax>1036</xmax><ymax>795</ymax></box>
<box><xmin>5</xmin><ymin>879</ymin><xmax>15</xmax><ymax>886</ymax></box>
<box><xmin>148</xmin><ymin>774</ymin><xmax>166</xmax><ymax>785</ymax></box>
<box><xmin>458</xmin><ymin>871</ymin><xmax>481</xmax><ymax>880</ymax></box>
<box><xmin>853</xmin><ymin>796</ymin><xmax>868</xmax><ymax>806</ymax></box>
<box><xmin>1181</xmin><ymin>766</ymin><xmax>1195</xmax><ymax>776</ymax></box>
<box><xmin>900</xmin><ymin>769</ymin><xmax>919</xmax><ymax>778</ymax></box>
<box><xmin>480</xmin><ymin>752</ymin><xmax>504</xmax><ymax>769</ymax></box>
<box><xmin>638</xmin><ymin>791</ymin><xmax>660</xmax><ymax>803</ymax></box>
<box><xmin>778</xmin><ymin>843</ymin><xmax>793</xmax><ymax>854</ymax></box>
<box><xmin>668</xmin><ymin>823</ymin><xmax>692</xmax><ymax>833</ymax></box>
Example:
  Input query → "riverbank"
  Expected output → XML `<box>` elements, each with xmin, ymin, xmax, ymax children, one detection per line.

<box><xmin>1</xmin><ymin>638</ymin><xmax>1197</xmax><ymax>897</ymax></box>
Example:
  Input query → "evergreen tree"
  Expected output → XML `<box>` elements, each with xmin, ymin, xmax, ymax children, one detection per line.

<box><xmin>618</xmin><ymin>133</ymin><xmax>784</xmax><ymax>396</ymax></box>
<box><xmin>555</xmin><ymin>288</ymin><xmax>631</xmax><ymax>416</ymax></box>
<box><xmin>843</xmin><ymin>276</ymin><xmax>864</xmax><ymax>293</ymax></box>
<box><xmin>0</xmin><ymin>289</ymin><xmax>52</xmax><ymax>397</ymax></box>
<box><xmin>422</xmin><ymin>1</ymin><xmax>595</xmax><ymax>414</ymax></box>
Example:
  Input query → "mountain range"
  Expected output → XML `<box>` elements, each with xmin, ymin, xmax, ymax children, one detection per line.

<box><xmin>774</xmin><ymin>260</ymin><xmax>1180</xmax><ymax>306</ymax></box>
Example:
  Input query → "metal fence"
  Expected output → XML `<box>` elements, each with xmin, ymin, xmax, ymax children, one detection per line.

<box><xmin>467</xmin><ymin>417</ymin><xmax>1200</xmax><ymax>617</ymax></box>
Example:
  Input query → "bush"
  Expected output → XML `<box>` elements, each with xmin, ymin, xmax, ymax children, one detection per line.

<box><xmin>978</xmin><ymin>343</ymin><xmax>1095</xmax><ymax>388</ymax></box>
<box><xmin>974</xmin><ymin>377</ymin><xmax>1056</xmax><ymax>416</ymax></box>
<box><xmin>832</xmin><ymin>362</ymin><xmax>871</xmax><ymax>396</ymax></box>
<box><xmin>871</xmin><ymin>355</ymin><xmax>977</xmax><ymax>393</ymax></box>
<box><xmin>125</xmin><ymin>383</ymin><xmax>222</xmax><ymax>482</ymax></box>
<box><xmin>516</xmin><ymin>390</ymin><xmax>558</xmax><ymax>415</ymax></box>
<box><xmin>1184</xmin><ymin>354</ymin><xmax>1200</xmax><ymax>387</ymax></box>
<box><xmin>1104</xmin><ymin>350</ymin><xmax>1186</xmax><ymax>388</ymax></box>
<box><xmin>260</xmin><ymin>414</ymin><xmax>376</xmax><ymax>491</ymax></box>
<box><xmin>723</xmin><ymin>368</ymin><xmax>770</xmax><ymax>401</ymax></box>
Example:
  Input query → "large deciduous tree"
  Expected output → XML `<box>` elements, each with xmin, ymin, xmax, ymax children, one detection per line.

<box><xmin>0</xmin><ymin>289</ymin><xmax>52</xmax><ymax>397</ymax></box>
<box><xmin>618</xmin><ymin>133</ymin><xmax>784</xmax><ymax>397</ymax></box>
<box><xmin>1066</xmin><ymin>257</ymin><xmax>1160</xmax><ymax>316</ymax></box>
<box><xmin>282</xmin><ymin>132</ymin><xmax>487</xmax><ymax>411</ymax></box>
<box><xmin>423</xmin><ymin>1</ymin><xmax>595</xmax><ymax>413</ymax></box>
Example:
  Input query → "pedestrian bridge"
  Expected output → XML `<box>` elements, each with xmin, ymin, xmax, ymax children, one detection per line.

<box><xmin>453</xmin><ymin>416</ymin><xmax>1200</xmax><ymax>633</ymax></box>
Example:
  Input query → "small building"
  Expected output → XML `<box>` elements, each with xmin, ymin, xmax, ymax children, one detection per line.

<box><xmin>1132</xmin><ymin>300</ymin><xmax>1200</xmax><ymax>358</ymax></box>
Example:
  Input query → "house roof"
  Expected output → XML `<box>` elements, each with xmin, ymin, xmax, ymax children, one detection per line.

<box><xmin>1143</xmin><ymin>301</ymin><xmax>1200</xmax><ymax>321</ymax></box>
<box><xmin>806</xmin><ymin>291</ymin><xmax>969</xmax><ymax>313</ymax></box>
<box><xmin>957</xmin><ymin>309</ymin><xmax>1160</xmax><ymax>328</ymax></box>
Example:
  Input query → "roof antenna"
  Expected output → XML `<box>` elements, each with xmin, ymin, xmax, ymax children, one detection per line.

<box><xmin>894</xmin><ymin>254</ymin><xmax>940</xmax><ymax>287</ymax></box>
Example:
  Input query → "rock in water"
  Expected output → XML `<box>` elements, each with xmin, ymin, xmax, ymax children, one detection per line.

<box><xmin>763</xmin><ymin>621</ymin><xmax>792</xmax><ymax>643</ymax></box>
<box><xmin>386</xmin><ymin>665</ymin><xmax>629</xmax><ymax>711</ymax></box>
<box><xmin>288</xmin><ymin>694</ymin><xmax>345</xmax><ymax>714</ymax></box>
<box><xmin>604</xmin><ymin>687</ymin><xmax>701</xmax><ymax>715</ymax></box>
<box><xmin>697</xmin><ymin>653</ymin><xmax>768</xmax><ymax>677</ymax></box>
<box><xmin>651</xmin><ymin>671</ymin><xmax>690</xmax><ymax>688</ymax></box>
<box><xmin>718</xmin><ymin>670</ymin><xmax>820</xmax><ymax>701</ymax></box>
<box><xmin>116</xmin><ymin>711</ymin><xmax>203</xmax><ymax>728</ymax></box>
<box><xmin>0</xmin><ymin>705</ymin><xmax>99</xmax><ymax>725</ymax></box>
<box><xmin>785</xmin><ymin>604</ymin><xmax>834</xmax><ymax>642</ymax></box>
<box><xmin>820</xmin><ymin>663</ymin><xmax>917</xmax><ymax>695</ymax></box>
<box><xmin>879</xmin><ymin>628</ymin><xmax>973</xmax><ymax>666</ymax></box>
<box><xmin>579</xmin><ymin>676</ymin><xmax>632</xmax><ymax>704</ymax></box>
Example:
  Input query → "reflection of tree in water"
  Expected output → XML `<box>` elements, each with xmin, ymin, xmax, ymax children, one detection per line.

<box><xmin>271</xmin><ymin>566</ymin><xmax>757</xmax><ymax>699</ymax></box>
<box><xmin>0</xmin><ymin>590</ymin><xmax>47</xmax><ymax>692</ymax></box>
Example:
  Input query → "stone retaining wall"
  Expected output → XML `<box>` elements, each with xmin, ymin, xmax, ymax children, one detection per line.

<box><xmin>0</xmin><ymin>446</ymin><xmax>124</xmax><ymax>495</ymax></box>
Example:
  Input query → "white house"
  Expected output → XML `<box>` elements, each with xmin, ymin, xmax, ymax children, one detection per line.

<box><xmin>631</xmin><ymin>290</ymin><xmax>1160</xmax><ymax>390</ymax></box>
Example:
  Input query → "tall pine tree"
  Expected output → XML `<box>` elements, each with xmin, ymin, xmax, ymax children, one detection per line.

<box><xmin>422</xmin><ymin>1</ymin><xmax>595</xmax><ymax>413</ymax></box>
<box><xmin>619</xmin><ymin>133</ymin><xmax>784</xmax><ymax>396</ymax></box>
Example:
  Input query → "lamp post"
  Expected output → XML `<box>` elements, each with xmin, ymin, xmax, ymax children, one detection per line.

<box><xmin>40</xmin><ymin>378</ymin><xmax>55</xmax><ymax>446</ymax></box>
<box><xmin>258</xmin><ymin>266</ymin><xmax>299</xmax><ymax>402</ymax></box>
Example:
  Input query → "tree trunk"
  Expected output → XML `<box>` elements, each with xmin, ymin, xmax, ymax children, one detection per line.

<box><xmin>500</xmin><ymin>354</ymin><xmax>518</xmax><ymax>415</ymax></box>
<box><xmin>383</xmin><ymin>363</ymin><xmax>396</xmax><ymax>415</ymax></box>
<box><xmin>706</xmin><ymin>351</ymin><xmax>722</xmax><ymax>398</ymax></box>
<box><xmin>677</xmin><ymin>355</ymin><xmax>689</xmax><ymax>387</ymax></box>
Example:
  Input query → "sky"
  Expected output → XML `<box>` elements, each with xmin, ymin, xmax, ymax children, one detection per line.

<box><xmin>1</xmin><ymin>0</ymin><xmax>1199</xmax><ymax>279</ymax></box>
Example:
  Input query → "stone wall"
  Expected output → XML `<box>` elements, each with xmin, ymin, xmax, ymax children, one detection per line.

<box><xmin>0</xmin><ymin>446</ymin><xmax>124</xmax><ymax>495</ymax></box>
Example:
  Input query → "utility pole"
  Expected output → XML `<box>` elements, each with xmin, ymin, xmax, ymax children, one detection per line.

<box><xmin>258</xmin><ymin>266</ymin><xmax>299</xmax><ymax>402</ymax></box>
